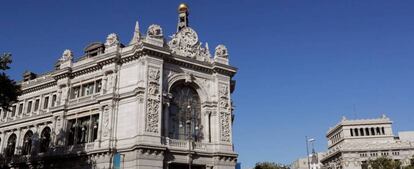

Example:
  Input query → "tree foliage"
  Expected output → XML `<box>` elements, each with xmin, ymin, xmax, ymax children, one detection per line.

<box><xmin>0</xmin><ymin>53</ymin><xmax>21</xmax><ymax>111</ymax></box>
<box><xmin>369</xmin><ymin>157</ymin><xmax>401</xmax><ymax>169</ymax></box>
<box><xmin>254</xmin><ymin>162</ymin><xmax>290</xmax><ymax>169</ymax></box>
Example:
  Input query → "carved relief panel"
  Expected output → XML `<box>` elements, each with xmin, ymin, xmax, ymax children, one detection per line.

<box><xmin>219</xmin><ymin>83</ymin><xmax>231</xmax><ymax>142</ymax></box>
<box><xmin>145</xmin><ymin>67</ymin><xmax>161</xmax><ymax>133</ymax></box>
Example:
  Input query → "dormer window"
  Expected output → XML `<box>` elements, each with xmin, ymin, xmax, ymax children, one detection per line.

<box><xmin>84</xmin><ymin>42</ymin><xmax>105</xmax><ymax>58</ymax></box>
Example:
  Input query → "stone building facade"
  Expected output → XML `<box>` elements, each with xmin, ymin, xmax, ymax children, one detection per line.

<box><xmin>321</xmin><ymin>115</ymin><xmax>414</xmax><ymax>169</ymax></box>
<box><xmin>0</xmin><ymin>4</ymin><xmax>237</xmax><ymax>169</ymax></box>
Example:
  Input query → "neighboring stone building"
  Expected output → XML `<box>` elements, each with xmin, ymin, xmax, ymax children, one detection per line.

<box><xmin>291</xmin><ymin>151</ymin><xmax>324</xmax><ymax>169</ymax></box>
<box><xmin>0</xmin><ymin>3</ymin><xmax>237</xmax><ymax>169</ymax></box>
<box><xmin>321</xmin><ymin>115</ymin><xmax>414</xmax><ymax>169</ymax></box>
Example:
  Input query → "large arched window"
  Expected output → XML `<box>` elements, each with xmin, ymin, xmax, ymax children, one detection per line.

<box><xmin>6</xmin><ymin>134</ymin><xmax>16</xmax><ymax>157</ymax></box>
<box><xmin>168</xmin><ymin>84</ymin><xmax>202</xmax><ymax>141</ymax></box>
<box><xmin>22</xmin><ymin>131</ymin><xmax>33</xmax><ymax>155</ymax></box>
<box><xmin>40</xmin><ymin>127</ymin><xmax>51</xmax><ymax>153</ymax></box>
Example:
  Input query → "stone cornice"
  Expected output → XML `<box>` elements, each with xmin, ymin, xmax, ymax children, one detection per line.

<box><xmin>19</xmin><ymin>41</ymin><xmax>237</xmax><ymax>94</ymax></box>
<box><xmin>0</xmin><ymin>112</ymin><xmax>53</xmax><ymax>129</ymax></box>
<box><xmin>22</xmin><ymin>81</ymin><xmax>56</xmax><ymax>95</ymax></box>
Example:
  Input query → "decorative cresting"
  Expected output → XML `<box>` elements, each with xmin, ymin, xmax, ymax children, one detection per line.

<box><xmin>169</xmin><ymin>3</ymin><xmax>211</xmax><ymax>62</ymax></box>
<box><xmin>168</xmin><ymin>27</ymin><xmax>211</xmax><ymax>62</ymax></box>
<box><xmin>219</xmin><ymin>84</ymin><xmax>231</xmax><ymax>142</ymax></box>
<box><xmin>146</xmin><ymin>67</ymin><xmax>161</xmax><ymax>133</ymax></box>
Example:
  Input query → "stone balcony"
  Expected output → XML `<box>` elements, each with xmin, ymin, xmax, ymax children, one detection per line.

<box><xmin>162</xmin><ymin>138</ymin><xmax>208</xmax><ymax>151</ymax></box>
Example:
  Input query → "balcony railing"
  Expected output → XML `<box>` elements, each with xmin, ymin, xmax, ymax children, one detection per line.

<box><xmin>162</xmin><ymin>138</ymin><xmax>207</xmax><ymax>151</ymax></box>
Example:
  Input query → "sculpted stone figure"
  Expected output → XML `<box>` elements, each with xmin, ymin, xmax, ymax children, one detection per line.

<box><xmin>215</xmin><ymin>44</ymin><xmax>228</xmax><ymax>58</ymax></box>
<box><xmin>59</xmin><ymin>49</ymin><xmax>73</xmax><ymax>62</ymax></box>
<box><xmin>105</xmin><ymin>33</ymin><xmax>120</xmax><ymax>47</ymax></box>
<box><xmin>147</xmin><ymin>24</ymin><xmax>163</xmax><ymax>38</ymax></box>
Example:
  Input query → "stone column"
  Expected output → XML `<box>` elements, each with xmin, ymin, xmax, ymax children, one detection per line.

<box><xmin>15</xmin><ymin>129</ymin><xmax>21</xmax><ymax>155</ymax></box>
<box><xmin>163</xmin><ymin>104</ymin><xmax>169</xmax><ymax>138</ymax></box>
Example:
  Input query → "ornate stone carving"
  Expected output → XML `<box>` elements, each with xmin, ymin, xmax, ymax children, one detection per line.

<box><xmin>102</xmin><ymin>106</ymin><xmax>110</xmax><ymax>138</ymax></box>
<box><xmin>59</xmin><ymin>49</ymin><xmax>73</xmax><ymax>62</ymax></box>
<box><xmin>219</xmin><ymin>84</ymin><xmax>229</xmax><ymax>110</ymax></box>
<box><xmin>219</xmin><ymin>84</ymin><xmax>231</xmax><ymax>142</ymax></box>
<box><xmin>146</xmin><ymin>67</ymin><xmax>161</xmax><ymax>133</ymax></box>
<box><xmin>220</xmin><ymin>112</ymin><xmax>231</xmax><ymax>142</ymax></box>
<box><xmin>214</xmin><ymin>44</ymin><xmax>228</xmax><ymax>59</ymax></box>
<box><xmin>168</xmin><ymin>27</ymin><xmax>211</xmax><ymax>62</ymax></box>
<box><xmin>55</xmin><ymin>116</ymin><xmax>62</xmax><ymax>134</ymax></box>
<box><xmin>147</xmin><ymin>24</ymin><xmax>163</xmax><ymax>38</ymax></box>
<box><xmin>105</xmin><ymin>33</ymin><xmax>120</xmax><ymax>47</ymax></box>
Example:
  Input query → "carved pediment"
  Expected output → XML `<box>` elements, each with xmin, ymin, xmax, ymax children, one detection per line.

<box><xmin>168</xmin><ymin>27</ymin><xmax>211</xmax><ymax>62</ymax></box>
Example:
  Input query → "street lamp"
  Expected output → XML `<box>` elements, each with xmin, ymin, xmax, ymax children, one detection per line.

<box><xmin>305</xmin><ymin>137</ymin><xmax>315</xmax><ymax>169</ymax></box>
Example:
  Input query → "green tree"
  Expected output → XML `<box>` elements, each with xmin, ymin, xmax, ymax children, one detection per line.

<box><xmin>0</xmin><ymin>53</ymin><xmax>21</xmax><ymax>111</ymax></box>
<box><xmin>404</xmin><ymin>155</ymin><xmax>414</xmax><ymax>169</ymax></box>
<box><xmin>369</xmin><ymin>157</ymin><xmax>401</xmax><ymax>169</ymax></box>
<box><xmin>254</xmin><ymin>162</ymin><xmax>290</xmax><ymax>169</ymax></box>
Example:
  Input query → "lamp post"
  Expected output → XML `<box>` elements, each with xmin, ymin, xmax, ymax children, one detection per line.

<box><xmin>306</xmin><ymin>137</ymin><xmax>315</xmax><ymax>169</ymax></box>
<box><xmin>185</xmin><ymin>102</ymin><xmax>196</xmax><ymax>169</ymax></box>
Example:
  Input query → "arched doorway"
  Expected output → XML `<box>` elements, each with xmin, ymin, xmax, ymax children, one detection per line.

<box><xmin>40</xmin><ymin>127</ymin><xmax>51</xmax><ymax>153</ymax></box>
<box><xmin>168</xmin><ymin>83</ymin><xmax>202</xmax><ymax>141</ymax></box>
<box><xmin>22</xmin><ymin>130</ymin><xmax>33</xmax><ymax>155</ymax></box>
<box><xmin>6</xmin><ymin>134</ymin><xmax>16</xmax><ymax>157</ymax></box>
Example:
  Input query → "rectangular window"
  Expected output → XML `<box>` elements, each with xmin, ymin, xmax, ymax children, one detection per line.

<box><xmin>34</xmin><ymin>99</ymin><xmax>40</xmax><ymax>111</ymax></box>
<box><xmin>27</xmin><ymin>101</ymin><xmax>32</xmax><ymax>113</ymax></box>
<box><xmin>91</xmin><ymin>114</ymin><xmax>99</xmax><ymax>142</ymax></box>
<box><xmin>18</xmin><ymin>103</ymin><xmax>23</xmax><ymax>115</ymax></box>
<box><xmin>95</xmin><ymin>80</ymin><xmax>102</xmax><ymax>93</ymax></box>
<box><xmin>52</xmin><ymin>95</ymin><xmax>57</xmax><ymax>107</ymax></box>
<box><xmin>70</xmin><ymin>86</ymin><xmax>80</xmax><ymax>99</ymax></box>
<box><xmin>67</xmin><ymin>119</ymin><xmax>76</xmax><ymax>145</ymax></box>
<box><xmin>67</xmin><ymin>114</ymin><xmax>100</xmax><ymax>146</ymax></box>
<box><xmin>11</xmin><ymin>105</ymin><xmax>16</xmax><ymax>117</ymax></box>
<box><xmin>43</xmin><ymin>96</ymin><xmax>49</xmax><ymax>109</ymax></box>
<box><xmin>81</xmin><ymin>83</ymin><xmax>94</xmax><ymax>96</ymax></box>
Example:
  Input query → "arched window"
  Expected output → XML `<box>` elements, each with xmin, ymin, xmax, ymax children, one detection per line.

<box><xmin>22</xmin><ymin>130</ymin><xmax>33</xmax><ymax>155</ymax></box>
<box><xmin>355</xmin><ymin>128</ymin><xmax>359</xmax><ymax>136</ymax></box>
<box><xmin>40</xmin><ymin>127</ymin><xmax>51</xmax><ymax>153</ymax></box>
<box><xmin>360</xmin><ymin>128</ymin><xmax>364</xmax><ymax>136</ymax></box>
<box><xmin>6</xmin><ymin>134</ymin><xmax>16</xmax><ymax>157</ymax></box>
<box><xmin>381</xmin><ymin>127</ymin><xmax>385</xmax><ymax>135</ymax></box>
<box><xmin>371</xmin><ymin>127</ymin><xmax>375</xmax><ymax>136</ymax></box>
<box><xmin>365</xmin><ymin>128</ymin><xmax>370</xmax><ymax>136</ymax></box>
<box><xmin>168</xmin><ymin>84</ymin><xmax>202</xmax><ymax>141</ymax></box>
<box><xmin>376</xmin><ymin>127</ymin><xmax>381</xmax><ymax>135</ymax></box>
<box><xmin>350</xmin><ymin>129</ymin><xmax>354</xmax><ymax>136</ymax></box>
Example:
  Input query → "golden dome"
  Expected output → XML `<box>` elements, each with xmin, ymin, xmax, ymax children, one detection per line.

<box><xmin>178</xmin><ymin>3</ymin><xmax>189</xmax><ymax>13</ymax></box>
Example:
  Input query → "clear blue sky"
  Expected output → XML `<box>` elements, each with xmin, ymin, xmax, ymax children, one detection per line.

<box><xmin>2</xmin><ymin>0</ymin><xmax>414</xmax><ymax>168</ymax></box>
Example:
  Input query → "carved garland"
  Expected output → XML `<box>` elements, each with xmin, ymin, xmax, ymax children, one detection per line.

<box><xmin>219</xmin><ymin>84</ymin><xmax>231</xmax><ymax>142</ymax></box>
<box><xmin>145</xmin><ymin>67</ymin><xmax>161</xmax><ymax>133</ymax></box>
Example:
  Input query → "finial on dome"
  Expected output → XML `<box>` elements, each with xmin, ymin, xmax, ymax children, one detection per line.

<box><xmin>177</xmin><ymin>3</ymin><xmax>189</xmax><ymax>31</ymax></box>
<box><xmin>178</xmin><ymin>3</ymin><xmax>189</xmax><ymax>14</ymax></box>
